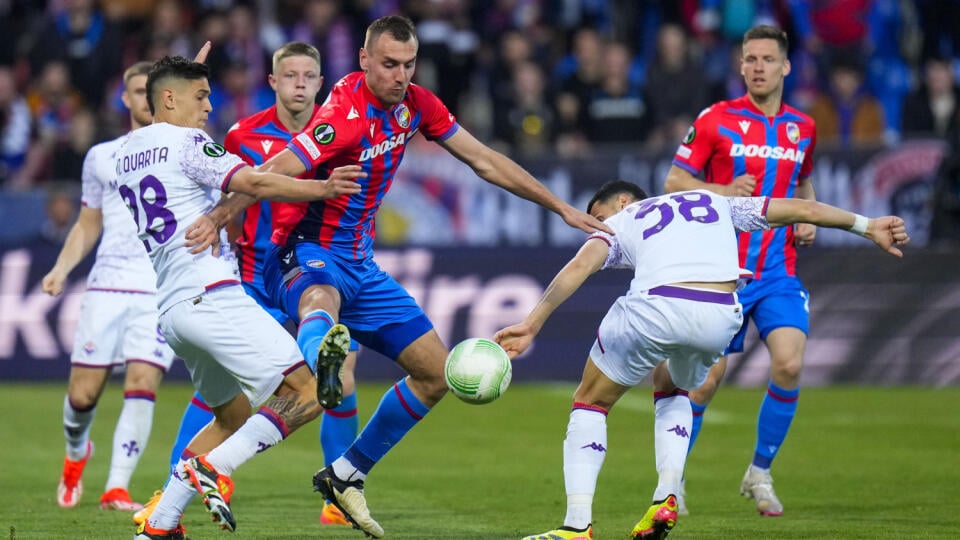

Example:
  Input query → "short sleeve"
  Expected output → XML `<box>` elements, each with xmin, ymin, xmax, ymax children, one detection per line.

<box><xmin>287</xmin><ymin>107</ymin><xmax>357</xmax><ymax>170</ymax></box>
<box><xmin>729</xmin><ymin>196</ymin><xmax>772</xmax><ymax>232</ymax></box>
<box><xmin>799</xmin><ymin>128</ymin><xmax>816</xmax><ymax>180</ymax></box>
<box><xmin>587</xmin><ymin>211</ymin><xmax>633</xmax><ymax>270</ymax></box>
<box><xmin>672</xmin><ymin>106</ymin><xmax>717</xmax><ymax>176</ymax></box>
<box><xmin>179</xmin><ymin>129</ymin><xmax>247</xmax><ymax>192</ymax></box>
<box><xmin>80</xmin><ymin>146</ymin><xmax>103</xmax><ymax>209</ymax></box>
<box><xmin>413</xmin><ymin>85</ymin><xmax>459</xmax><ymax>141</ymax></box>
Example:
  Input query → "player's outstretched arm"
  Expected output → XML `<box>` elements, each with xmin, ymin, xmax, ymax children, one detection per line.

<box><xmin>494</xmin><ymin>239</ymin><xmax>608</xmax><ymax>358</ymax></box>
<box><xmin>42</xmin><ymin>206</ymin><xmax>103</xmax><ymax>296</ymax></box>
<box><xmin>764</xmin><ymin>198</ymin><xmax>910</xmax><ymax>257</ymax></box>
<box><xmin>438</xmin><ymin>128</ymin><xmax>613</xmax><ymax>235</ymax></box>
<box><xmin>664</xmin><ymin>165</ymin><xmax>756</xmax><ymax>196</ymax></box>
<box><xmin>229</xmin><ymin>164</ymin><xmax>364</xmax><ymax>202</ymax></box>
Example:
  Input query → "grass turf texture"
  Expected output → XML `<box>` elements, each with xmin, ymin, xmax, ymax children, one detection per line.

<box><xmin>1</xmin><ymin>382</ymin><xmax>957</xmax><ymax>539</ymax></box>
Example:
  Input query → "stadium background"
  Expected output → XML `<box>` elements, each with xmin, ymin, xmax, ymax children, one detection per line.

<box><xmin>1</xmin><ymin>0</ymin><xmax>958</xmax><ymax>385</ymax></box>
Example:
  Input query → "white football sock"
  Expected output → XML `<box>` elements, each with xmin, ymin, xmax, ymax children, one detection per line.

<box><xmin>562</xmin><ymin>407</ymin><xmax>608</xmax><ymax>529</ymax></box>
<box><xmin>149</xmin><ymin>461</ymin><xmax>195</xmax><ymax>530</ymax></box>
<box><xmin>205</xmin><ymin>411</ymin><xmax>285</xmax><ymax>475</ymax></box>
<box><xmin>106</xmin><ymin>394</ymin><xmax>155</xmax><ymax>490</ymax></box>
<box><xmin>63</xmin><ymin>395</ymin><xmax>95</xmax><ymax>461</ymax></box>
<box><xmin>653</xmin><ymin>393</ymin><xmax>692</xmax><ymax>501</ymax></box>
<box><xmin>331</xmin><ymin>456</ymin><xmax>366</xmax><ymax>482</ymax></box>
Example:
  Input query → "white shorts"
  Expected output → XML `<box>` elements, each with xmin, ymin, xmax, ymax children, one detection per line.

<box><xmin>589</xmin><ymin>286</ymin><xmax>743</xmax><ymax>390</ymax></box>
<box><xmin>71</xmin><ymin>290</ymin><xmax>176</xmax><ymax>371</ymax></box>
<box><xmin>159</xmin><ymin>284</ymin><xmax>304</xmax><ymax>409</ymax></box>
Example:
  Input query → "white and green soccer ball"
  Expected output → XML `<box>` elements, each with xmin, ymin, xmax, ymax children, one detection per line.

<box><xmin>444</xmin><ymin>338</ymin><xmax>513</xmax><ymax>405</ymax></box>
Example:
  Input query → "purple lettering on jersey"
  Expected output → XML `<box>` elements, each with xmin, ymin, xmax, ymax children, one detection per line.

<box><xmin>117</xmin><ymin>147</ymin><xmax>169</xmax><ymax>175</ymax></box>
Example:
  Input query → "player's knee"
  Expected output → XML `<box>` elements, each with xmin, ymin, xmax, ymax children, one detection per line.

<box><xmin>771</xmin><ymin>359</ymin><xmax>802</xmax><ymax>385</ymax></box>
<box><xmin>123</xmin><ymin>365</ymin><xmax>163</xmax><ymax>392</ymax></box>
<box><xmin>67</xmin><ymin>389</ymin><xmax>99</xmax><ymax>410</ymax></box>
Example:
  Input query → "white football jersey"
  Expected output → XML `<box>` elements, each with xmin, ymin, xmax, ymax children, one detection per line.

<box><xmin>588</xmin><ymin>190</ymin><xmax>770</xmax><ymax>292</ymax></box>
<box><xmin>80</xmin><ymin>134</ymin><xmax>158</xmax><ymax>292</ymax></box>
<box><xmin>114</xmin><ymin>123</ymin><xmax>247</xmax><ymax>312</ymax></box>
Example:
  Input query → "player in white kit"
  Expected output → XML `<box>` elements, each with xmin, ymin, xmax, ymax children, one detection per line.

<box><xmin>42</xmin><ymin>62</ymin><xmax>175</xmax><ymax>512</ymax></box>
<box><xmin>118</xmin><ymin>56</ymin><xmax>362</xmax><ymax>540</ymax></box>
<box><xmin>495</xmin><ymin>181</ymin><xmax>909</xmax><ymax>540</ymax></box>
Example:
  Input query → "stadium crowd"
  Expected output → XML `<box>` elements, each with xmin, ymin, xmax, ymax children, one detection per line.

<box><xmin>0</xmin><ymin>0</ymin><xmax>958</xmax><ymax>239</ymax></box>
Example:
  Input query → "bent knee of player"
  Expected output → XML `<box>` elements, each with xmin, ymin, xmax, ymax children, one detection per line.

<box><xmin>297</xmin><ymin>284</ymin><xmax>341</xmax><ymax>319</ymax></box>
<box><xmin>122</xmin><ymin>363</ymin><xmax>164</xmax><ymax>392</ymax></box>
<box><xmin>688</xmin><ymin>357</ymin><xmax>727</xmax><ymax>404</ymax></box>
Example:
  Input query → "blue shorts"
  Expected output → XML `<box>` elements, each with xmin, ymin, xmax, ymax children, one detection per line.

<box><xmin>265</xmin><ymin>242</ymin><xmax>432</xmax><ymax>359</ymax></box>
<box><xmin>725</xmin><ymin>276</ymin><xmax>809</xmax><ymax>354</ymax></box>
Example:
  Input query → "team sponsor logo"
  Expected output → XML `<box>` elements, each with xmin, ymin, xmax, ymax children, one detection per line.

<box><xmin>683</xmin><ymin>126</ymin><xmax>696</xmax><ymax>144</ymax></box>
<box><xmin>261</xmin><ymin>140</ymin><xmax>274</xmax><ymax>154</ymax></box>
<box><xmin>203</xmin><ymin>142</ymin><xmax>226</xmax><ymax>157</ymax></box>
<box><xmin>313</xmin><ymin>123</ymin><xmax>336</xmax><ymax>144</ymax></box>
<box><xmin>306</xmin><ymin>260</ymin><xmax>326</xmax><ymax>268</ymax></box>
<box><xmin>295</xmin><ymin>132</ymin><xmax>321</xmax><ymax>160</ymax></box>
<box><xmin>739</xmin><ymin>120</ymin><xmax>751</xmax><ymax>134</ymax></box>
<box><xmin>394</xmin><ymin>103</ymin><xmax>411</xmax><ymax>128</ymax></box>
<box><xmin>359</xmin><ymin>131</ymin><xmax>409</xmax><ymax>161</ymax></box>
<box><xmin>730</xmin><ymin>144</ymin><xmax>805</xmax><ymax>163</ymax></box>
<box><xmin>786</xmin><ymin>122</ymin><xmax>800</xmax><ymax>144</ymax></box>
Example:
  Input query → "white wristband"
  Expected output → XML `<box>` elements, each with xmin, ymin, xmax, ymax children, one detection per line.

<box><xmin>849</xmin><ymin>214</ymin><xmax>869</xmax><ymax>236</ymax></box>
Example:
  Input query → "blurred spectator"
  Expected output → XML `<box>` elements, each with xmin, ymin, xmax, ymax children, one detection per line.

<box><xmin>24</xmin><ymin>0</ymin><xmax>122</xmax><ymax>109</ymax></box>
<box><xmin>930</xmin><ymin>116</ymin><xmax>960</xmax><ymax>246</ymax></box>
<box><xmin>710</xmin><ymin>42</ymin><xmax>747</xmax><ymax>104</ymax></box>
<box><xmin>583</xmin><ymin>41</ymin><xmax>652</xmax><ymax>146</ymax></box>
<box><xmin>914</xmin><ymin>0</ymin><xmax>960</xmax><ymax>63</ymax></box>
<box><xmin>492</xmin><ymin>60</ymin><xmax>556</xmax><ymax>156</ymax></box>
<box><xmin>145</xmin><ymin>0</ymin><xmax>195</xmax><ymax>61</ymax></box>
<box><xmin>50</xmin><ymin>106</ymin><xmax>97</xmax><ymax>182</ymax></box>
<box><xmin>205</xmin><ymin>4</ymin><xmax>270</xmax><ymax>84</ymax></box>
<box><xmin>407</xmin><ymin>0</ymin><xmax>479</xmax><ymax>116</ymax></box>
<box><xmin>808</xmin><ymin>58</ymin><xmax>885</xmax><ymax>147</ymax></box>
<box><xmin>288</xmin><ymin>0</ymin><xmax>356</xmax><ymax>97</ymax></box>
<box><xmin>0</xmin><ymin>66</ymin><xmax>34</xmax><ymax>187</ymax></box>
<box><xmin>556</xmin><ymin>27</ymin><xmax>604</xmax><ymax>137</ymax></box>
<box><xmin>789</xmin><ymin>0</ymin><xmax>873</xmax><ymax>89</ymax></box>
<box><xmin>489</xmin><ymin>30</ymin><xmax>536</xmax><ymax>122</ymax></box>
<box><xmin>208</xmin><ymin>60</ymin><xmax>273</xmax><ymax>139</ymax></box>
<box><xmin>20</xmin><ymin>61</ymin><xmax>84</xmax><ymax>185</ymax></box>
<box><xmin>901</xmin><ymin>57</ymin><xmax>960</xmax><ymax>138</ymax></box>
<box><xmin>644</xmin><ymin>23</ymin><xmax>710</xmax><ymax>150</ymax></box>
<box><xmin>37</xmin><ymin>184</ymin><xmax>78</xmax><ymax>246</ymax></box>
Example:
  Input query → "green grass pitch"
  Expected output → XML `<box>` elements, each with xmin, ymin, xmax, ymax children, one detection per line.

<box><xmin>1</xmin><ymin>382</ymin><xmax>957</xmax><ymax>539</ymax></box>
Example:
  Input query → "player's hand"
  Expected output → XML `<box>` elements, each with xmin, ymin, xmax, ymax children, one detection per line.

<box><xmin>321</xmin><ymin>165</ymin><xmax>365</xmax><ymax>199</ymax></box>
<box><xmin>865</xmin><ymin>216</ymin><xmax>910</xmax><ymax>257</ymax></box>
<box><xmin>794</xmin><ymin>223</ymin><xmax>816</xmax><ymax>247</ymax></box>
<box><xmin>493</xmin><ymin>323</ymin><xmax>536</xmax><ymax>359</ymax></box>
<box><xmin>185</xmin><ymin>214</ymin><xmax>223</xmax><ymax>256</ymax></box>
<box><xmin>41</xmin><ymin>269</ymin><xmax>66</xmax><ymax>296</ymax></box>
<box><xmin>727</xmin><ymin>174</ymin><xmax>757</xmax><ymax>196</ymax></box>
<box><xmin>193</xmin><ymin>41</ymin><xmax>211</xmax><ymax>64</ymax></box>
<box><xmin>562</xmin><ymin>207</ymin><xmax>614</xmax><ymax>235</ymax></box>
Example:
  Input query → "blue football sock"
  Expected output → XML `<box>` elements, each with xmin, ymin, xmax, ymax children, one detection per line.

<box><xmin>344</xmin><ymin>378</ymin><xmax>429</xmax><ymax>475</ymax></box>
<box><xmin>753</xmin><ymin>381</ymin><xmax>799</xmax><ymax>469</ymax></box>
<box><xmin>298</xmin><ymin>310</ymin><xmax>335</xmax><ymax>371</ymax></box>
<box><xmin>687</xmin><ymin>400</ymin><xmax>708</xmax><ymax>456</ymax></box>
<box><xmin>320</xmin><ymin>392</ymin><xmax>358</xmax><ymax>466</ymax></box>
<box><xmin>168</xmin><ymin>392</ymin><xmax>214</xmax><ymax>474</ymax></box>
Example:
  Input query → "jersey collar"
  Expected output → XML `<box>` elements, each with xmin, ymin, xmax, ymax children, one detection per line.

<box><xmin>739</xmin><ymin>93</ymin><xmax>785</xmax><ymax>118</ymax></box>
<box><xmin>359</xmin><ymin>72</ymin><xmax>403</xmax><ymax>113</ymax></box>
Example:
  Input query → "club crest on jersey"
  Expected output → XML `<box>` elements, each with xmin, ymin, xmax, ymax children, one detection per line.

<box><xmin>306</xmin><ymin>260</ymin><xmax>326</xmax><ymax>268</ymax></box>
<box><xmin>394</xmin><ymin>103</ymin><xmax>410</xmax><ymax>128</ymax></box>
<box><xmin>785</xmin><ymin>122</ymin><xmax>800</xmax><ymax>144</ymax></box>
<box><xmin>83</xmin><ymin>342</ymin><xmax>96</xmax><ymax>355</ymax></box>
<box><xmin>313</xmin><ymin>123</ymin><xmax>336</xmax><ymax>145</ymax></box>
<box><xmin>683</xmin><ymin>126</ymin><xmax>696</xmax><ymax>144</ymax></box>
<box><xmin>203</xmin><ymin>142</ymin><xmax>226</xmax><ymax>157</ymax></box>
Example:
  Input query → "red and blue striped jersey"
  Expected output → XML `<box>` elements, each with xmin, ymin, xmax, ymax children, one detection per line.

<box><xmin>224</xmin><ymin>104</ymin><xmax>322</xmax><ymax>284</ymax></box>
<box><xmin>672</xmin><ymin>95</ymin><xmax>817</xmax><ymax>279</ymax></box>
<box><xmin>281</xmin><ymin>71</ymin><xmax>459</xmax><ymax>259</ymax></box>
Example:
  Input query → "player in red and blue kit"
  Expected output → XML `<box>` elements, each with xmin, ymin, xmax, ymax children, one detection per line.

<box><xmin>153</xmin><ymin>42</ymin><xmax>357</xmax><ymax>528</ymax></box>
<box><xmin>664</xmin><ymin>25</ymin><xmax>818</xmax><ymax>518</ymax></box>
<box><xmin>196</xmin><ymin>16</ymin><xmax>610</xmax><ymax>537</ymax></box>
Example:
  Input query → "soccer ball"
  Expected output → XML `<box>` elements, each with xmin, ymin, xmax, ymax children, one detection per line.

<box><xmin>444</xmin><ymin>338</ymin><xmax>513</xmax><ymax>405</ymax></box>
